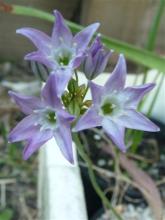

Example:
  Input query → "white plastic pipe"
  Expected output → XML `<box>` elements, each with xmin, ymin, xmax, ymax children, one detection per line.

<box><xmin>38</xmin><ymin>138</ymin><xmax>88</xmax><ymax>220</ymax></box>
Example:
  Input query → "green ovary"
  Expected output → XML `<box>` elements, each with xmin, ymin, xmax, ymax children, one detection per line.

<box><xmin>47</xmin><ymin>111</ymin><xmax>56</xmax><ymax>124</ymax></box>
<box><xmin>101</xmin><ymin>102</ymin><xmax>115</xmax><ymax>115</ymax></box>
<box><xmin>55</xmin><ymin>48</ymin><xmax>72</xmax><ymax>66</ymax></box>
<box><xmin>58</xmin><ymin>56</ymin><xmax>70</xmax><ymax>66</ymax></box>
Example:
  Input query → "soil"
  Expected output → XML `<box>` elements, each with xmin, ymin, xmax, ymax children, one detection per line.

<box><xmin>0</xmin><ymin>61</ymin><xmax>39</xmax><ymax>220</ymax></box>
<box><xmin>80</xmin><ymin>121</ymin><xmax>165</xmax><ymax>220</ymax></box>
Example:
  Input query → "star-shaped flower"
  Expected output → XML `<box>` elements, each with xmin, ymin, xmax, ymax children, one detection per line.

<box><xmin>73</xmin><ymin>55</ymin><xmax>160</xmax><ymax>151</ymax></box>
<box><xmin>16</xmin><ymin>10</ymin><xmax>99</xmax><ymax>96</ymax></box>
<box><xmin>8</xmin><ymin>74</ymin><xmax>75</xmax><ymax>163</ymax></box>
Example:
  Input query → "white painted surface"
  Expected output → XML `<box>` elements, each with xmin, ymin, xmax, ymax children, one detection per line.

<box><xmin>38</xmin><ymin>138</ymin><xmax>88</xmax><ymax>220</ymax></box>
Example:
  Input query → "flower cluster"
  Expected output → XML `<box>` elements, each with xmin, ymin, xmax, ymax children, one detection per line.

<box><xmin>9</xmin><ymin>10</ymin><xmax>159</xmax><ymax>163</ymax></box>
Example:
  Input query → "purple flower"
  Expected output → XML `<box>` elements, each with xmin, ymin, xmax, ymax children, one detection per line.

<box><xmin>81</xmin><ymin>37</ymin><xmax>112</xmax><ymax>80</ymax></box>
<box><xmin>73</xmin><ymin>55</ymin><xmax>160</xmax><ymax>152</ymax></box>
<box><xmin>16</xmin><ymin>10</ymin><xmax>99</xmax><ymax>96</ymax></box>
<box><xmin>8</xmin><ymin>74</ymin><xmax>75</xmax><ymax>163</ymax></box>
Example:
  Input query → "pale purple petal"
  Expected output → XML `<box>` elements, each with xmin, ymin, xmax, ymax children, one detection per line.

<box><xmin>51</xmin><ymin>69</ymin><xmax>73</xmax><ymax>97</ymax></box>
<box><xmin>94</xmin><ymin>51</ymin><xmax>111</xmax><ymax>77</ymax></box>
<box><xmin>8</xmin><ymin>115</ymin><xmax>39</xmax><ymax>142</ymax></box>
<box><xmin>57</xmin><ymin>110</ymin><xmax>75</xmax><ymax>122</ymax></box>
<box><xmin>70</xmin><ymin>55</ymin><xmax>84</xmax><ymax>69</ymax></box>
<box><xmin>9</xmin><ymin>91</ymin><xmax>42</xmax><ymax>115</ymax></box>
<box><xmin>83</xmin><ymin>54</ymin><xmax>95</xmax><ymax>78</ymax></box>
<box><xmin>102</xmin><ymin>118</ymin><xmax>126</xmax><ymax>152</ymax></box>
<box><xmin>16</xmin><ymin>28</ymin><xmax>51</xmax><ymax>53</ymax></box>
<box><xmin>52</xmin><ymin>10</ymin><xmax>73</xmax><ymax>46</ymax></box>
<box><xmin>23</xmin><ymin>130</ymin><xmax>53</xmax><ymax>160</ymax></box>
<box><xmin>116</xmin><ymin>109</ymin><xmax>160</xmax><ymax>132</ymax></box>
<box><xmin>89</xmin><ymin>81</ymin><xmax>104</xmax><ymax>106</ymax></box>
<box><xmin>73</xmin><ymin>23</ymin><xmax>100</xmax><ymax>52</ymax></box>
<box><xmin>73</xmin><ymin>107</ymin><xmax>102</xmax><ymax>132</ymax></box>
<box><xmin>121</xmin><ymin>83</ymin><xmax>155</xmax><ymax>108</ymax></box>
<box><xmin>42</xmin><ymin>73</ymin><xmax>61</xmax><ymax>108</ymax></box>
<box><xmin>54</xmin><ymin>121</ymin><xmax>74</xmax><ymax>163</ymax></box>
<box><xmin>25</xmin><ymin>51</ymin><xmax>56</xmax><ymax>69</ymax></box>
<box><xmin>90</xmin><ymin>37</ymin><xmax>103</xmax><ymax>56</ymax></box>
<box><xmin>105</xmin><ymin>54</ymin><xmax>126</xmax><ymax>92</ymax></box>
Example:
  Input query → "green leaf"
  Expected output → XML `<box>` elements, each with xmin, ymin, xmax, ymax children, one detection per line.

<box><xmin>4</xmin><ymin>4</ymin><xmax>164</xmax><ymax>72</ymax></box>
<box><xmin>0</xmin><ymin>209</ymin><xmax>13</xmax><ymax>220</ymax></box>
<box><xmin>145</xmin><ymin>0</ymin><xmax>165</xmax><ymax>51</ymax></box>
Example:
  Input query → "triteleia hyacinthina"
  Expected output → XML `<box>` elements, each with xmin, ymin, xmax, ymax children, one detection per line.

<box><xmin>81</xmin><ymin>37</ymin><xmax>112</xmax><ymax>80</ymax></box>
<box><xmin>8</xmin><ymin>74</ymin><xmax>75</xmax><ymax>163</ymax></box>
<box><xmin>73</xmin><ymin>55</ymin><xmax>160</xmax><ymax>151</ymax></box>
<box><xmin>16</xmin><ymin>10</ymin><xmax>100</xmax><ymax>96</ymax></box>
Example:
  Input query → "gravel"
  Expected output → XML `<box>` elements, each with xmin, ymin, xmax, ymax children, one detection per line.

<box><xmin>96</xmin><ymin>204</ymin><xmax>165</xmax><ymax>220</ymax></box>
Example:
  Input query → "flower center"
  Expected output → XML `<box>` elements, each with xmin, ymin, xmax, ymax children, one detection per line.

<box><xmin>101</xmin><ymin>102</ymin><xmax>115</xmax><ymax>115</ymax></box>
<box><xmin>54</xmin><ymin>47</ymin><xmax>73</xmax><ymax>66</ymax></box>
<box><xmin>58</xmin><ymin>56</ymin><xmax>70</xmax><ymax>66</ymax></box>
<box><xmin>46</xmin><ymin>111</ymin><xmax>56</xmax><ymax>124</ymax></box>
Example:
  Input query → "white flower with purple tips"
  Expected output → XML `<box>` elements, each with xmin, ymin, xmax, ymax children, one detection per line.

<box><xmin>16</xmin><ymin>10</ymin><xmax>99</xmax><ymax>96</ymax></box>
<box><xmin>8</xmin><ymin>74</ymin><xmax>75</xmax><ymax>163</ymax></box>
<box><xmin>73</xmin><ymin>55</ymin><xmax>160</xmax><ymax>151</ymax></box>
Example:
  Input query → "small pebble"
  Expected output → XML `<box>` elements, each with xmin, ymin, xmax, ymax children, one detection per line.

<box><xmin>97</xmin><ymin>159</ymin><xmax>106</xmax><ymax>167</ymax></box>
<box><xmin>96</xmin><ymin>204</ymin><xmax>165</xmax><ymax>220</ymax></box>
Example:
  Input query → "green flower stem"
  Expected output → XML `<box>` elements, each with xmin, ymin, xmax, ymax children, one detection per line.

<box><xmin>2</xmin><ymin>3</ymin><xmax>165</xmax><ymax>72</ymax></box>
<box><xmin>142</xmin><ymin>0</ymin><xmax>165</xmax><ymax>84</ymax></box>
<box><xmin>72</xmin><ymin>133</ymin><xmax>123</xmax><ymax>220</ymax></box>
<box><xmin>146</xmin><ymin>0</ymin><xmax>165</xmax><ymax>52</ymax></box>
<box><xmin>147</xmin><ymin>72</ymin><xmax>164</xmax><ymax>117</ymax></box>
<box><xmin>82</xmin><ymin>86</ymin><xmax>89</xmax><ymax>100</ymax></box>
<box><xmin>74</xmin><ymin>70</ymin><xmax>79</xmax><ymax>84</ymax></box>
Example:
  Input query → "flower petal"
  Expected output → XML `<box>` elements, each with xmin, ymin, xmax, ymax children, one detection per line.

<box><xmin>57</xmin><ymin>110</ymin><xmax>75</xmax><ymax>122</ymax></box>
<box><xmin>54</xmin><ymin>121</ymin><xmax>74</xmax><ymax>163</ymax></box>
<box><xmin>73</xmin><ymin>23</ymin><xmax>100</xmax><ymax>52</ymax></box>
<box><xmin>70</xmin><ymin>55</ymin><xmax>84</xmax><ymax>69</ymax></box>
<box><xmin>89</xmin><ymin>81</ymin><xmax>104</xmax><ymax>106</ymax></box>
<box><xmin>102</xmin><ymin>118</ymin><xmax>126</xmax><ymax>152</ymax></box>
<box><xmin>93</xmin><ymin>51</ymin><xmax>111</xmax><ymax>77</ymax></box>
<box><xmin>90</xmin><ymin>37</ymin><xmax>103</xmax><ymax>56</ymax></box>
<box><xmin>121</xmin><ymin>83</ymin><xmax>155</xmax><ymax>108</ymax></box>
<box><xmin>116</xmin><ymin>109</ymin><xmax>160</xmax><ymax>132</ymax></box>
<box><xmin>23</xmin><ymin>130</ymin><xmax>53</xmax><ymax>160</ymax></box>
<box><xmin>51</xmin><ymin>69</ymin><xmax>73</xmax><ymax>97</ymax></box>
<box><xmin>9</xmin><ymin>91</ymin><xmax>42</xmax><ymax>115</ymax></box>
<box><xmin>16</xmin><ymin>27</ymin><xmax>51</xmax><ymax>52</ymax></box>
<box><xmin>8</xmin><ymin>115</ymin><xmax>39</xmax><ymax>142</ymax></box>
<box><xmin>73</xmin><ymin>107</ymin><xmax>102</xmax><ymax>132</ymax></box>
<box><xmin>105</xmin><ymin>54</ymin><xmax>126</xmax><ymax>92</ymax></box>
<box><xmin>52</xmin><ymin>10</ymin><xmax>73</xmax><ymax>46</ymax></box>
<box><xmin>42</xmin><ymin>73</ymin><xmax>61</xmax><ymax>108</ymax></box>
<box><xmin>25</xmin><ymin>51</ymin><xmax>56</xmax><ymax>69</ymax></box>
<box><xmin>83</xmin><ymin>53</ymin><xmax>95</xmax><ymax>79</ymax></box>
